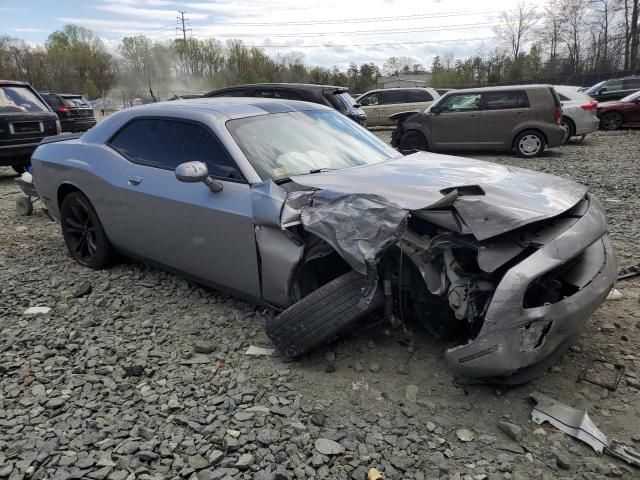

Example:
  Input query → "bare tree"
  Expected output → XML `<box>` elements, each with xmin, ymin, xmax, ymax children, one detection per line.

<box><xmin>539</xmin><ymin>0</ymin><xmax>566</xmax><ymax>73</ymax></box>
<box><xmin>590</xmin><ymin>0</ymin><xmax>615</xmax><ymax>69</ymax></box>
<box><xmin>493</xmin><ymin>1</ymin><xmax>539</xmax><ymax>62</ymax></box>
<box><xmin>631</xmin><ymin>0</ymin><xmax>639</xmax><ymax>68</ymax></box>
<box><xmin>562</xmin><ymin>0</ymin><xmax>589</xmax><ymax>73</ymax></box>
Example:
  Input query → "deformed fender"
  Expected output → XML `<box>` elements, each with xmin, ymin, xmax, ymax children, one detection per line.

<box><xmin>255</xmin><ymin>226</ymin><xmax>304</xmax><ymax>307</ymax></box>
<box><xmin>285</xmin><ymin>190</ymin><xmax>409</xmax><ymax>275</ymax></box>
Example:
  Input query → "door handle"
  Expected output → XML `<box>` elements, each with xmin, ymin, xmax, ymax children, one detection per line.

<box><xmin>515</xmin><ymin>112</ymin><xmax>526</xmax><ymax>116</ymax></box>
<box><xmin>128</xmin><ymin>176</ymin><xmax>142</xmax><ymax>186</ymax></box>
<box><xmin>468</xmin><ymin>114</ymin><xmax>479</xmax><ymax>119</ymax></box>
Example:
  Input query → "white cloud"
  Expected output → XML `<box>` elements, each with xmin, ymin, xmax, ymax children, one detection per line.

<box><xmin>11</xmin><ymin>27</ymin><xmax>49</xmax><ymax>33</ymax></box>
<box><xmin>92</xmin><ymin>3</ymin><xmax>209</xmax><ymax>20</ymax></box>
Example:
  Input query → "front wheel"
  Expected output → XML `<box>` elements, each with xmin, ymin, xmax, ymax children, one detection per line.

<box><xmin>514</xmin><ymin>130</ymin><xmax>546</xmax><ymax>158</ymax></box>
<box><xmin>600</xmin><ymin>111</ymin><xmax>624</xmax><ymax>130</ymax></box>
<box><xmin>60</xmin><ymin>191</ymin><xmax>116</xmax><ymax>268</ymax></box>
<box><xmin>399</xmin><ymin>130</ymin><xmax>428</xmax><ymax>151</ymax></box>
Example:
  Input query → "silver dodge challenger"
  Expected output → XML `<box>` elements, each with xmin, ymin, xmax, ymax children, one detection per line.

<box><xmin>32</xmin><ymin>97</ymin><xmax>617</xmax><ymax>383</ymax></box>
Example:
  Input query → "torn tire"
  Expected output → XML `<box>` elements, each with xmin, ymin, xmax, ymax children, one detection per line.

<box><xmin>266</xmin><ymin>271</ymin><xmax>384</xmax><ymax>358</ymax></box>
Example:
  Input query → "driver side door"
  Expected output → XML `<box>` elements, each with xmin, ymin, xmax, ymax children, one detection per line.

<box><xmin>105</xmin><ymin>117</ymin><xmax>261</xmax><ymax>298</ymax></box>
<box><xmin>429</xmin><ymin>92</ymin><xmax>481</xmax><ymax>149</ymax></box>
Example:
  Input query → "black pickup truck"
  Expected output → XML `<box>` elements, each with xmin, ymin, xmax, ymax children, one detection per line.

<box><xmin>0</xmin><ymin>80</ymin><xmax>60</xmax><ymax>173</ymax></box>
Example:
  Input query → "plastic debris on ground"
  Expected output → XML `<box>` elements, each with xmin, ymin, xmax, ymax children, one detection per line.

<box><xmin>530</xmin><ymin>391</ymin><xmax>640</xmax><ymax>467</ymax></box>
<box><xmin>245</xmin><ymin>345</ymin><xmax>276</xmax><ymax>356</ymax></box>
<box><xmin>606</xmin><ymin>288</ymin><xmax>623</xmax><ymax>300</ymax></box>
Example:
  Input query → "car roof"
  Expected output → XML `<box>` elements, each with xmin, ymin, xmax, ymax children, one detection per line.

<box><xmin>127</xmin><ymin>96</ymin><xmax>330</xmax><ymax>119</ymax></box>
<box><xmin>0</xmin><ymin>80</ymin><xmax>32</xmax><ymax>87</ymax></box>
<box><xmin>443</xmin><ymin>84</ymin><xmax>553</xmax><ymax>94</ymax></box>
<box><xmin>364</xmin><ymin>87</ymin><xmax>434</xmax><ymax>93</ymax></box>
<box><xmin>209</xmin><ymin>83</ymin><xmax>347</xmax><ymax>92</ymax></box>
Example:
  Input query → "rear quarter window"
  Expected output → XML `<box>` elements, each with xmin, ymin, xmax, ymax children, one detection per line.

<box><xmin>404</xmin><ymin>90</ymin><xmax>433</xmax><ymax>102</ymax></box>
<box><xmin>483</xmin><ymin>91</ymin><xmax>529</xmax><ymax>110</ymax></box>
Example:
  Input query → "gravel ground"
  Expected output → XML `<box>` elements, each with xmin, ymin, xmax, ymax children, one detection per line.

<box><xmin>1</xmin><ymin>129</ymin><xmax>639</xmax><ymax>480</ymax></box>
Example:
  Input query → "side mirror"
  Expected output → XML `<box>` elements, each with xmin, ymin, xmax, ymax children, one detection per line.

<box><xmin>430</xmin><ymin>106</ymin><xmax>441</xmax><ymax>114</ymax></box>
<box><xmin>352</xmin><ymin>103</ymin><xmax>362</xmax><ymax>108</ymax></box>
<box><xmin>175</xmin><ymin>161</ymin><xmax>223</xmax><ymax>193</ymax></box>
<box><xmin>598</xmin><ymin>87</ymin><xmax>607</xmax><ymax>94</ymax></box>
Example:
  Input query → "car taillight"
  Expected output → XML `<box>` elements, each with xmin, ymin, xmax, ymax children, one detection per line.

<box><xmin>554</xmin><ymin>106</ymin><xmax>562</xmax><ymax>124</ymax></box>
<box><xmin>55</xmin><ymin>120</ymin><xmax>62</xmax><ymax>134</ymax></box>
<box><xmin>57</xmin><ymin>106</ymin><xmax>70</xmax><ymax>116</ymax></box>
<box><xmin>581</xmin><ymin>101</ymin><xmax>598</xmax><ymax>110</ymax></box>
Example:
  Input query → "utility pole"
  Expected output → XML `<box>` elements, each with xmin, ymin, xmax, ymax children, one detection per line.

<box><xmin>176</xmin><ymin>11</ymin><xmax>192</xmax><ymax>78</ymax></box>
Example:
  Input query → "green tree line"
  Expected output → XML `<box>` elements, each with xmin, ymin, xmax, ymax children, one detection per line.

<box><xmin>0</xmin><ymin>0</ymin><xmax>639</xmax><ymax>97</ymax></box>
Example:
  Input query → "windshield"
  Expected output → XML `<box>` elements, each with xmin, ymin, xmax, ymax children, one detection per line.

<box><xmin>621</xmin><ymin>90</ymin><xmax>640</xmax><ymax>102</ymax></box>
<box><xmin>227</xmin><ymin>110</ymin><xmax>401</xmax><ymax>181</ymax></box>
<box><xmin>0</xmin><ymin>86</ymin><xmax>49</xmax><ymax>113</ymax></box>
<box><xmin>333</xmin><ymin>92</ymin><xmax>361</xmax><ymax>113</ymax></box>
<box><xmin>585</xmin><ymin>81</ymin><xmax>605</xmax><ymax>95</ymax></box>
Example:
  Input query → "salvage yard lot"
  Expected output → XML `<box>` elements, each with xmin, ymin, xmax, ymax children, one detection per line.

<box><xmin>1</xmin><ymin>130</ymin><xmax>639</xmax><ymax>480</ymax></box>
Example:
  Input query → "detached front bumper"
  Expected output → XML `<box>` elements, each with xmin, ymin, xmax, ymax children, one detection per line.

<box><xmin>445</xmin><ymin>194</ymin><xmax>617</xmax><ymax>380</ymax></box>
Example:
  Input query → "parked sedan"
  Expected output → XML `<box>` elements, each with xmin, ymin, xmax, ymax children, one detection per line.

<box><xmin>32</xmin><ymin>97</ymin><xmax>616</xmax><ymax>383</ymax></box>
<box><xmin>391</xmin><ymin>85</ymin><xmax>566</xmax><ymax>157</ymax></box>
<box><xmin>553</xmin><ymin>85</ymin><xmax>599</xmax><ymax>142</ymax></box>
<box><xmin>355</xmin><ymin>88</ymin><xmax>440</xmax><ymax>126</ymax></box>
<box><xmin>597</xmin><ymin>90</ymin><xmax>640</xmax><ymax>130</ymax></box>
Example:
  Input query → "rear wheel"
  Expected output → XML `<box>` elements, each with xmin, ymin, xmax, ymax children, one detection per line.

<box><xmin>399</xmin><ymin>130</ymin><xmax>428</xmax><ymax>151</ymax></box>
<box><xmin>266</xmin><ymin>271</ymin><xmax>384</xmax><ymax>358</ymax></box>
<box><xmin>60</xmin><ymin>191</ymin><xmax>116</xmax><ymax>268</ymax></box>
<box><xmin>514</xmin><ymin>130</ymin><xmax>546</xmax><ymax>158</ymax></box>
<box><xmin>561</xmin><ymin>117</ymin><xmax>575</xmax><ymax>143</ymax></box>
<box><xmin>600</xmin><ymin>111</ymin><xmax>624</xmax><ymax>130</ymax></box>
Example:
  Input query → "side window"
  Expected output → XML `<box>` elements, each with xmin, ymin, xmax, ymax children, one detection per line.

<box><xmin>255</xmin><ymin>90</ymin><xmax>303</xmax><ymax>100</ymax></box>
<box><xmin>209</xmin><ymin>90</ymin><xmax>246</xmax><ymax>97</ymax></box>
<box><xmin>623</xmin><ymin>79</ymin><xmax>640</xmax><ymax>89</ymax></box>
<box><xmin>379</xmin><ymin>90</ymin><xmax>404</xmax><ymax>105</ymax></box>
<box><xmin>439</xmin><ymin>93</ymin><xmax>481</xmax><ymax>112</ymax></box>
<box><xmin>557</xmin><ymin>93</ymin><xmax>569</xmax><ymax>101</ymax></box>
<box><xmin>404</xmin><ymin>90</ymin><xmax>433</xmax><ymax>102</ymax></box>
<box><xmin>109</xmin><ymin>119</ymin><xmax>243</xmax><ymax>180</ymax></box>
<box><xmin>359</xmin><ymin>93</ymin><xmax>379</xmax><ymax>106</ymax></box>
<box><xmin>483</xmin><ymin>91</ymin><xmax>529</xmax><ymax>110</ymax></box>
<box><xmin>43</xmin><ymin>95</ymin><xmax>63</xmax><ymax>109</ymax></box>
<box><xmin>604</xmin><ymin>80</ymin><xmax>623</xmax><ymax>91</ymax></box>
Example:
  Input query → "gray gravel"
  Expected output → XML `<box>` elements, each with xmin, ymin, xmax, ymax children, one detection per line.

<box><xmin>1</xmin><ymin>129</ymin><xmax>640</xmax><ymax>479</ymax></box>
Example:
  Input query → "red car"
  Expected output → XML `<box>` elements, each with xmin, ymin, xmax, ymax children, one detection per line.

<box><xmin>598</xmin><ymin>90</ymin><xmax>640</xmax><ymax>130</ymax></box>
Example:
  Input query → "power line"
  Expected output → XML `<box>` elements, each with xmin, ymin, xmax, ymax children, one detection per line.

<box><xmin>191</xmin><ymin>22</ymin><xmax>501</xmax><ymax>39</ymax></box>
<box><xmin>189</xmin><ymin>10</ymin><xmax>501</xmax><ymax>28</ymax></box>
<box><xmin>242</xmin><ymin>37</ymin><xmax>494</xmax><ymax>49</ymax></box>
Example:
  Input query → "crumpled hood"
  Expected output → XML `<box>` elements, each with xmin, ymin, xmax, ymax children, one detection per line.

<box><xmin>290</xmin><ymin>151</ymin><xmax>587</xmax><ymax>240</ymax></box>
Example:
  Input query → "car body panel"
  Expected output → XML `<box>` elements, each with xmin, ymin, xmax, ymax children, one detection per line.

<box><xmin>31</xmin><ymin>97</ymin><xmax>616</xmax><ymax>382</ymax></box>
<box><xmin>0</xmin><ymin>80</ymin><xmax>58</xmax><ymax>166</ymax></box>
<box><xmin>585</xmin><ymin>76</ymin><xmax>640</xmax><ymax>102</ymax></box>
<box><xmin>204</xmin><ymin>83</ymin><xmax>367</xmax><ymax>126</ymax></box>
<box><xmin>356</xmin><ymin>88</ymin><xmax>440</xmax><ymax>127</ymax></box>
<box><xmin>290</xmin><ymin>151</ymin><xmax>587</xmax><ymax>240</ymax></box>
<box><xmin>597</xmin><ymin>94</ymin><xmax>640</xmax><ymax>127</ymax></box>
<box><xmin>391</xmin><ymin>85</ymin><xmax>566</xmax><ymax>153</ymax></box>
<box><xmin>554</xmin><ymin>86</ymin><xmax>600</xmax><ymax>136</ymax></box>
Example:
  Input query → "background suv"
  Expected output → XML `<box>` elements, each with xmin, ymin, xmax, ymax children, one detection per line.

<box><xmin>204</xmin><ymin>83</ymin><xmax>367</xmax><ymax>126</ymax></box>
<box><xmin>0</xmin><ymin>80</ymin><xmax>59</xmax><ymax>173</ymax></box>
<box><xmin>391</xmin><ymin>85</ymin><xmax>565</xmax><ymax>157</ymax></box>
<box><xmin>356</xmin><ymin>87</ymin><xmax>440</xmax><ymax>126</ymax></box>
<box><xmin>40</xmin><ymin>93</ymin><xmax>97</xmax><ymax>133</ymax></box>
<box><xmin>585</xmin><ymin>76</ymin><xmax>640</xmax><ymax>102</ymax></box>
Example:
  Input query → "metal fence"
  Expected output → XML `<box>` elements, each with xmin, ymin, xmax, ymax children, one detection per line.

<box><xmin>445</xmin><ymin>69</ymin><xmax>640</xmax><ymax>89</ymax></box>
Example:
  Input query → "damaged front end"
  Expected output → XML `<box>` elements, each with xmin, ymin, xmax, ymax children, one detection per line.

<box><xmin>254</xmin><ymin>154</ymin><xmax>617</xmax><ymax>383</ymax></box>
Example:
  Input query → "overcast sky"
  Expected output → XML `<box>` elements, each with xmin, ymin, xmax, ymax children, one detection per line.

<box><xmin>1</xmin><ymin>0</ymin><xmax>548</xmax><ymax>69</ymax></box>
